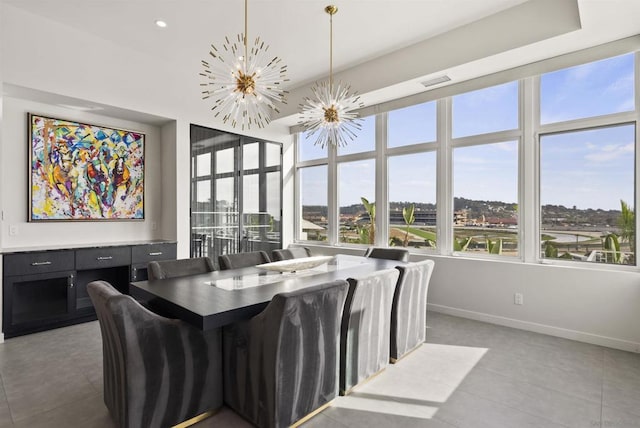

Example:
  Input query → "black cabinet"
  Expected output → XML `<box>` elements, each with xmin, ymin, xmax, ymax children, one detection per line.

<box><xmin>3</xmin><ymin>270</ymin><xmax>75</xmax><ymax>335</ymax></box>
<box><xmin>131</xmin><ymin>243</ymin><xmax>177</xmax><ymax>281</ymax></box>
<box><xmin>2</xmin><ymin>241</ymin><xmax>176</xmax><ymax>338</ymax></box>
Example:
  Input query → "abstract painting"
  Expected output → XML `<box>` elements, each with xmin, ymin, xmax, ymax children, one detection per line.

<box><xmin>29</xmin><ymin>114</ymin><xmax>144</xmax><ymax>221</ymax></box>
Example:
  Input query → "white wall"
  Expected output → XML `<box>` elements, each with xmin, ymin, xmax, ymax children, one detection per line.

<box><xmin>0</xmin><ymin>4</ymin><xmax>291</xmax><ymax>255</ymax></box>
<box><xmin>1</xmin><ymin>97</ymin><xmax>166</xmax><ymax>249</ymax></box>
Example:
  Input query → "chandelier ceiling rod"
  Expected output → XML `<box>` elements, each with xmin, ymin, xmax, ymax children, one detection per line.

<box><xmin>298</xmin><ymin>4</ymin><xmax>364</xmax><ymax>148</ymax></box>
<box><xmin>244</xmin><ymin>0</ymin><xmax>248</xmax><ymax>68</ymax></box>
<box><xmin>328</xmin><ymin>5</ymin><xmax>334</xmax><ymax>88</ymax></box>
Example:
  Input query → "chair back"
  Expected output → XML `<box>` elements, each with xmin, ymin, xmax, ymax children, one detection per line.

<box><xmin>224</xmin><ymin>280</ymin><xmax>349</xmax><ymax>427</ymax></box>
<box><xmin>340</xmin><ymin>268</ymin><xmax>399</xmax><ymax>394</ymax></box>
<box><xmin>271</xmin><ymin>247</ymin><xmax>312</xmax><ymax>261</ymax></box>
<box><xmin>391</xmin><ymin>260</ymin><xmax>435</xmax><ymax>360</ymax></box>
<box><xmin>364</xmin><ymin>247</ymin><xmax>410</xmax><ymax>262</ymax></box>
<box><xmin>147</xmin><ymin>257</ymin><xmax>215</xmax><ymax>280</ymax></box>
<box><xmin>218</xmin><ymin>250</ymin><xmax>270</xmax><ymax>270</ymax></box>
<box><xmin>88</xmin><ymin>281</ymin><xmax>222</xmax><ymax>428</ymax></box>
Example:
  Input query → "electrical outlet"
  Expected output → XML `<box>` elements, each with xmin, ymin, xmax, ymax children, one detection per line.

<box><xmin>151</xmin><ymin>221</ymin><xmax>157</xmax><ymax>231</ymax></box>
<box><xmin>514</xmin><ymin>293</ymin><xmax>524</xmax><ymax>305</ymax></box>
<box><xmin>9</xmin><ymin>225</ymin><xmax>18</xmax><ymax>236</ymax></box>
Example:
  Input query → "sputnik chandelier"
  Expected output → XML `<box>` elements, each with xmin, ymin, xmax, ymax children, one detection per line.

<box><xmin>200</xmin><ymin>0</ymin><xmax>288</xmax><ymax>130</ymax></box>
<box><xmin>299</xmin><ymin>5</ymin><xmax>364</xmax><ymax>148</ymax></box>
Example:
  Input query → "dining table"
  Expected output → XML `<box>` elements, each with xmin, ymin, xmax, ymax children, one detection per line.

<box><xmin>129</xmin><ymin>254</ymin><xmax>405</xmax><ymax>330</ymax></box>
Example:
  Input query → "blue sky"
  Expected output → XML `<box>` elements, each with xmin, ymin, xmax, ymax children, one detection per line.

<box><xmin>300</xmin><ymin>53</ymin><xmax>635</xmax><ymax>211</ymax></box>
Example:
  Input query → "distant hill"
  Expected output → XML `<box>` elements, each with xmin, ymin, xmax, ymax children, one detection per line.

<box><xmin>303</xmin><ymin>197</ymin><xmax>625</xmax><ymax>228</ymax></box>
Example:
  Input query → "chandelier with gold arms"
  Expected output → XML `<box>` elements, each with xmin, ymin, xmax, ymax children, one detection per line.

<box><xmin>299</xmin><ymin>5</ymin><xmax>364</xmax><ymax>148</ymax></box>
<box><xmin>200</xmin><ymin>0</ymin><xmax>288</xmax><ymax>130</ymax></box>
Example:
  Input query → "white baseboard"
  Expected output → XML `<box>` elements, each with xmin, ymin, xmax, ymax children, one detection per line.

<box><xmin>428</xmin><ymin>303</ymin><xmax>640</xmax><ymax>354</ymax></box>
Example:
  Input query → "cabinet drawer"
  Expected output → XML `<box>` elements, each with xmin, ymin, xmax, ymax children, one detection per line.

<box><xmin>3</xmin><ymin>251</ymin><xmax>75</xmax><ymax>276</ymax></box>
<box><xmin>76</xmin><ymin>247</ymin><xmax>131</xmax><ymax>270</ymax></box>
<box><xmin>131</xmin><ymin>243</ymin><xmax>177</xmax><ymax>264</ymax></box>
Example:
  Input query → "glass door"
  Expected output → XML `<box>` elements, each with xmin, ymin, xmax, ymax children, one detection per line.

<box><xmin>190</xmin><ymin>125</ymin><xmax>282</xmax><ymax>261</ymax></box>
<box><xmin>241</xmin><ymin>141</ymin><xmax>282</xmax><ymax>253</ymax></box>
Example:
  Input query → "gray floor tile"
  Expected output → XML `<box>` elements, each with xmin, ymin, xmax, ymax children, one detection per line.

<box><xmin>0</xmin><ymin>379</ymin><xmax>11</xmax><ymax>428</ymax></box>
<box><xmin>602</xmin><ymin>379</ymin><xmax>640</xmax><ymax>418</ymax></box>
<box><xmin>191</xmin><ymin>407</ymin><xmax>252</xmax><ymax>427</ymax></box>
<box><xmin>601</xmin><ymin>405</ymin><xmax>640</xmax><ymax>428</ymax></box>
<box><xmin>434</xmin><ymin>389</ymin><xmax>568</xmax><ymax>428</ymax></box>
<box><xmin>604</xmin><ymin>348</ymin><xmax>640</xmax><ymax>384</ymax></box>
<box><xmin>2</xmin><ymin>362</ymin><xmax>97</xmax><ymax>422</ymax></box>
<box><xmin>458</xmin><ymin>367</ymin><xmax>601</xmax><ymax>427</ymax></box>
<box><xmin>12</xmin><ymin>393</ymin><xmax>113</xmax><ymax>428</ymax></box>
<box><xmin>322</xmin><ymin>406</ymin><xmax>458</xmax><ymax>428</ymax></box>
<box><xmin>0</xmin><ymin>401</ymin><xmax>13</xmax><ymax>428</ymax></box>
<box><xmin>476</xmin><ymin>346</ymin><xmax>603</xmax><ymax>403</ymax></box>
<box><xmin>300</xmin><ymin>412</ymin><xmax>350</xmax><ymax>428</ymax></box>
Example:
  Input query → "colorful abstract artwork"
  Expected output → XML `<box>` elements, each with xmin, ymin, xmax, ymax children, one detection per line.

<box><xmin>29</xmin><ymin>114</ymin><xmax>144</xmax><ymax>221</ymax></box>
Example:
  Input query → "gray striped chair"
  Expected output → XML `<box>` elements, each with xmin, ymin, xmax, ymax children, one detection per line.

<box><xmin>147</xmin><ymin>257</ymin><xmax>215</xmax><ymax>280</ymax></box>
<box><xmin>363</xmin><ymin>247</ymin><xmax>410</xmax><ymax>262</ymax></box>
<box><xmin>223</xmin><ymin>280</ymin><xmax>349</xmax><ymax>428</ymax></box>
<box><xmin>271</xmin><ymin>247</ymin><xmax>312</xmax><ymax>261</ymax></box>
<box><xmin>390</xmin><ymin>260</ymin><xmax>435</xmax><ymax>362</ymax></box>
<box><xmin>218</xmin><ymin>250</ymin><xmax>271</xmax><ymax>270</ymax></box>
<box><xmin>87</xmin><ymin>281</ymin><xmax>222</xmax><ymax>428</ymax></box>
<box><xmin>340</xmin><ymin>268</ymin><xmax>400</xmax><ymax>395</ymax></box>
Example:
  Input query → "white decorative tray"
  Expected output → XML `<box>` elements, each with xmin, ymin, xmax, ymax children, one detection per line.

<box><xmin>256</xmin><ymin>255</ymin><xmax>335</xmax><ymax>273</ymax></box>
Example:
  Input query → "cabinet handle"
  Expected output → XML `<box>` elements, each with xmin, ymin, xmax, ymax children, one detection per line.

<box><xmin>31</xmin><ymin>261</ymin><xmax>52</xmax><ymax>266</ymax></box>
<box><xmin>149</xmin><ymin>252</ymin><xmax>163</xmax><ymax>256</ymax></box>
<box><xmin>96</xmin><ymin>256</ymin><xmax>113</xmax><ymax>261</ymax></box>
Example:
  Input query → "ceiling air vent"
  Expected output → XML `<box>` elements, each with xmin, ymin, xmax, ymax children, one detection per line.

<box><xmin>420</xmin><ymin>75</ymin><xmax>451</xmax><ymax>88</ymax></box>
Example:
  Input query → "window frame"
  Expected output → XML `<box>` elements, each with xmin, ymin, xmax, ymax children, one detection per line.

<box><xmin>293</xmin><ymin>50</ymin><xmax>640</xmax><ymax>272</ymax></box>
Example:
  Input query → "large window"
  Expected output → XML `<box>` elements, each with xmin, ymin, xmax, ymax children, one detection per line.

<box><xmin>299</xmin><ymin>165</ymin><xmax>328</xmax><ymax>242</ymax></box>
<box><xmin>298</xmin><ymin>131</ymin><xmax>327</xmax><ymax>162</ymax></box>
<box><xmin>388</xmin><ymin>152</ymin><xmax>437</xmax><ymax>249</ymax></box>
<box><xmin>452</xmin><ymin>81</ymin><xmax>519</xmax><ymax>138</ymax></box>
<box><xmin>295</xmin><ymin>51</ymin><xmax>638</xmax><ymax>269</ymax></box>
<box><xmin>337</xmin><ymin>116</ymin><xmax>376</xmax><ymax>156</ymax></box>
<box><xmin>453</xmin><ymin>141</ymin><xmax>519</xmax><ymax>257</ymax></box>
<box><xmin>338</xmin><ymin>160</ymin><xmax>375</xmax><ymax>244</ymax></box>
<box><xmin>388</xmin><ymin>102</ymin><xmax>436</xmax><ymax>147</ymax></box>
<box><xmin>540</xmin><ymin>125</ymin><xmax>635</xmax><ymax>265</ymax></box>
<box><xmin>541</xmin><ymin>53</ymin><xmax>635</xmax><ymax>124</ymax></box>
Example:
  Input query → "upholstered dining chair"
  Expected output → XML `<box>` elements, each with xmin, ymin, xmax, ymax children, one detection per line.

<box><xmin>340</xmin><ymin>268</ymin><xmax>400</xmax><ymax>395</ymax></box>
<box><xmin>87</xmin><ymin>281</ymin><xmax>222</xmax><ymax>428</ymax></box>
<box><xmin>223</xmin><ymin>280</ymin><xmax>349</xmax><ymax>428</ymax></box>
<box><xmin>390</xmin><ymin>259</ymin><xmax>435</xmax><ymax>362</ymax></box>
<box><xmin>147</xmin><ymin>257</ymin><xmax>216</xmax><ymax>280</ymax></box>
<box><xmin>218</xmin><ymin>250</ymin><xmax>270</xmax><ymax>270</ymax></box>
<box><xmin>363</xmin><ymin>247</ymin><xmax>410</xmax><ymax>262</ymax></box>
<box><xmin>271</xmin><ymin>247</ymin><xmax>312</xmax><ymax>261</ymax></box>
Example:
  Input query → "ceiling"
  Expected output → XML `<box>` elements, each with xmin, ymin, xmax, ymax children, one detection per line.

<box><xmin>3</xmin><ymin>0</ymin><xmax>640</xmax><ymax>127</ymax></box>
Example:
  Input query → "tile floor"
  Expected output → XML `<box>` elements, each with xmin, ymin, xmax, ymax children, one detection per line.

<box><xmin>0</xmin><ymin>312</ymin><xmax>638</xmax><ymax>427</ymax></box>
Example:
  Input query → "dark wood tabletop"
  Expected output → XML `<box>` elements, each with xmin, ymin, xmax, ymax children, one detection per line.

<box><xmin>130</xmin><ymin>254</ymin><xmax>404</xmax><ymax>330</ymax></box>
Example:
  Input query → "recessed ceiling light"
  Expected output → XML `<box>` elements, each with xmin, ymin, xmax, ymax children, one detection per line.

<box><xmin>155</xmin><ymin>20</ymin><xmax>167</xmax><ymax>28</ymax></box>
